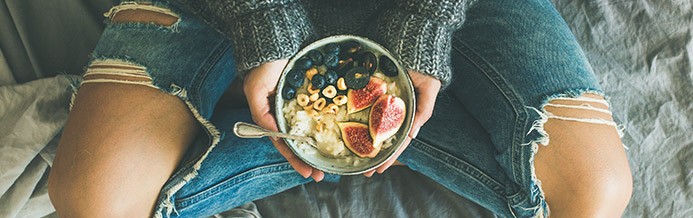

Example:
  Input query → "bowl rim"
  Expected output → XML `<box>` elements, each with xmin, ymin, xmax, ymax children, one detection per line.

<box><xmin>274</xmin><ymin>35</ymin><xmax>416</xmax><ymax>175</ymax></box>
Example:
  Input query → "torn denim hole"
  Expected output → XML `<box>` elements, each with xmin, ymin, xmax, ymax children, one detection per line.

<box><xmin>70</xmin><ymin>59</ymin><xmax>158</xmax><ymax>110</ymax></box>
<box><xmin>104</xmin><ymin>1</ymin><xmax>180</xmax><ymax>30</ymax></box>
<box><xmin>82</xmin><ymin>59</ymin><xmax>157</xmax><ymax>89</ymax></box>
<box><xmin>526</xmin><ymin>96</ymin><xmax>625</xmax><ymax>146</ymax></box>
<box><xmin>522</xmin><ymin>93</ymin><xmax>627</xmax><ymax>218</ymax></box>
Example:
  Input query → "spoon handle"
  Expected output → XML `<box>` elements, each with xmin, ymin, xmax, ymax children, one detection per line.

<box><xmin>233</xmin><ymin>122</ymin><xmax>312</xmax><ymax>142</ymax></box>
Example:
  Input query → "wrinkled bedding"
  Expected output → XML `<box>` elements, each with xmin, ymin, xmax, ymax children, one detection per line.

<box><xmin>1</xmin><ymin>0</ymin><xmax>692</xmax><ymax>217</ymax></box>
<box><xmin>552</xmin><ymin>1</ymin><xmax>693</xmax><ymax>217</ymax></box>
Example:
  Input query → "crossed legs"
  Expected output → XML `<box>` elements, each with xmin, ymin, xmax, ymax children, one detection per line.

<box><xmin>47</xmin><ymin>3</ymin><xmax>633</xmax><ymax>218</ymax></box>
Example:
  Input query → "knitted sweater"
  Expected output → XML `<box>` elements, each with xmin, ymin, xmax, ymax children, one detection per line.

<box><xmin>177</xmin><ymin>0</ymin><xmax>476</xmax><ymax>87</ymax></box>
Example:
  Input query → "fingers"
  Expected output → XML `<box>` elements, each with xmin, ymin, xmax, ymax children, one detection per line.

<box><xmin>363</xmin><ymin>170</ymin><xmax>376</xmax><ymax>177</ymax></box>
<box><xmin>412</xmin><ymin>89</ymin><xmax>435</xmax><ymax>130</ymax></box>
<box><xmin>311</xmin><ymin>168</ymin><xmax>324</xmax><ymax>182</ymax></box>
<box><xmin>375</xmin><ymin>136</ymin><xmax>412</xmax><ymax>174</ymax></box>
<box><xmin>408</xmin><ymin>71</ymin><xmax>441</xmax><ymax>138</ymax></box>
<box><xmin>269</xmin><ymin>136</ymin><xmax>314</xmax><ymax>178</ymax></box>
<box><xmin>244</xmin><ymin>59</ymin><xmax>322</xmax><ymax>180</ymax></box>
<box><xmin>367</xmin><ymin>71</ymin><xmax>440</xmax><ymax>176</ymax></box>
<box><xmin>251</xmin><ymin>99</ymin><xmax>314</xmax><ymax>179</ymax></box>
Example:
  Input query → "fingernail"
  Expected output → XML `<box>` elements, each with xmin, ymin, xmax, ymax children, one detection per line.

<box><xmin>410</xmin><ymin>126</ymin><xmax>421</xmax><ymax>139</ymax></box>
<box><xmin>270</xmin><ymin>136</ymin><xmax>278</xmax><ymax>141</ymax></box>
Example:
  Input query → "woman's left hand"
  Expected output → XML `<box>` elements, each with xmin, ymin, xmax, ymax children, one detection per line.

<box><xmin>363</xmin><ymin>70</ymin><xmax>441</xmax><ymax>177</ymax></box>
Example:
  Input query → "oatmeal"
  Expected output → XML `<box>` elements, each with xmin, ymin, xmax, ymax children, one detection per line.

<box><xmin>281</xmin><ymin>40</ymin><xmax>406</xmax><ymax>164</ymax></box>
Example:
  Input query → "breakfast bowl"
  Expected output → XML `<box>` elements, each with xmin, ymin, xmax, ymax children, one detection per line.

<box><xmin>275</xmin><ymin>35</ymin><xmax>415</xmax><ymax>175</ymax></box>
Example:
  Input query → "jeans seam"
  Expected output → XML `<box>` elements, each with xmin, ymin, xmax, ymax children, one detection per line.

<box><xmin>409</xmin><ymin>138</ymin><xmax>506</xmax><ymax>199</ymax></box>
<box><xmin>189</xmin><ymin>41</ymin><xmax>233</xmax><ymax>108</ymax></box>
<box><xmin>451</xmin><ymin>36</ymin><xmax>530</xmax><ymax>185</ymax></box>
<box><xmin>173</xmin><ymin>162</ymin><xmax>294</xmax><ymax>208</ymax></box>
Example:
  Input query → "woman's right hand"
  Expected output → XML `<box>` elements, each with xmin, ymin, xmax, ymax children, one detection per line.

<box><xmin>243</xmin><ymin>59</ymin><xmax>325</xmax><ymax>182</ymax></box>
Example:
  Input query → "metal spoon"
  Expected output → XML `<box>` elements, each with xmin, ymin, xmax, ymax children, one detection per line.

<box><xmin>233</xmin><ymin>122</ymin><xmax>318</xmax><ymax>147</ymax></box>
<box><xmin>233</xmin><ymin>121</ymin><xmax>351</xmax><ymax>159</ymax></box>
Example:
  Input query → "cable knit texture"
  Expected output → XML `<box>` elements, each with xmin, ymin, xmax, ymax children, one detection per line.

<box><xmin>176</xmin><ymin>0</ymin><xmax>476</xmax><ymax>87</ymax></box>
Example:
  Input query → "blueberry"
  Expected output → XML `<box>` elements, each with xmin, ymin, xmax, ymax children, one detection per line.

<box><xmin>294</xmin><ymin>57</ymin><xmax>312</xmax><ymax>70</ymax></box>
<box><xmin>311</xmin><ymin>74</ymin><xmax>327</xmax><ymax>89</ymax></box>
<box><xmin>282</xmin><ymin>86</ymin><xmax>296</xmax><ymax>100</ymax></box>
<box><xmin>325</xmin><ymin>70</ymin><xmax>338</xmax><ymax>85</ymax></box>
<box><xmin>324</xmin><ymin>43</ymin><xmax>340</xmax><ymax>56</ymax></box>
<box><xmin>380</xmin><ymin>55</ymin><xmax>398</xmax><ymax>77</ymax></box>
<box><xmin>344</xmin><ymin>67</ymin><xmax>370</xmax><ymax>90</ymax></box>
<box><xmin>285</xmin><ymin>69</ymin><xmax>304</xmax><ymax>88</ymax></box>
<box><xmin>307</xmin><ymin>50</ymin><xmax>323</xmax><ymax>65</ymax></box>
<box><xmin>324</xmin><ymin>54</ymin><xmax>339</xmax><ymax>69</ymax></box>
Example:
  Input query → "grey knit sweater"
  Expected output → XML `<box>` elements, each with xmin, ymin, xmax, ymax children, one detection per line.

<box><xmin>177</xmin><ymin>0</ymin><xmax>476</xmax><ymax>87</ymax></box>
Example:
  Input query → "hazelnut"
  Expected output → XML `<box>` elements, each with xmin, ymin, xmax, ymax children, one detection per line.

<box><xmin>315</xmin><ymin>122</ymin><xmax>324</xmax><ymax>132</ymax></box>
<box><xmin>322</xmin><ymin>85</ymin><xmax>337</xmax><ymax>98</ymax></box>
<box><xmin>333</xmin><ymin>95</ymin><xmax>347</xmax><ymax>106</ymax></box>
<box><xmin>323</xmin><ymin>103</ymin><xmax>339</xmax><ymax>114</ymax></box>
<box><xmin>306</xmin><ymin>108</ymin><xmax>319</xmax><ymax>117</ymax></box>
<box><xmin>306</xmin><ymin>68</ymin><xmax>319</xmax><ymax>80</ymax></box>
<box><xmin>337</xmin><ymin>77</ymin><xmax>347</xmax><ymax>90</ymax></box>
<box><xmin>313</xmin><ymin>98</ymin><xmax>326</xmax><ymax>111</ymax></box>
<box><xmin>296</xmin><ymin>94</ymin><xmax>309</xmax><ymax>106</ymax></box>
<box><xmin>309</xmin><ymin>92</ymin><xmax>320</xmax><ymax>101</ymax></box>
<box><xmin>308</xmin><ymin>83</ymin><xmax>321</xmax><ymax>94</ymax></box>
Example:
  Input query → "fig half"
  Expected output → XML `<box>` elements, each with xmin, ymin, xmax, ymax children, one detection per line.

<box><xmin>338</xmin><ymin>122</ymin><xmax>380</xmax><ymax>158</ymax></box>
<box><xmin>346</xmin><ymin>77</ymin><xmax>387</xmax><ymax>114</ymax></box>
<box><xmin>369</xmin><ymin>95</ymin><xmax>406</xmax><ymax>145</ymax></box>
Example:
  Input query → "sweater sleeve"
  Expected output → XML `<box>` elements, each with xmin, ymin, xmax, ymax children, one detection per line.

<box><xmin>370</xmin><ymin>0</ymin><xmax>476</xmax><ymax>88</ymax></box>
<box><xmin>177</xmin><ymin>0</ymin><xmax>312</xmax><ymax>78</ymax></box>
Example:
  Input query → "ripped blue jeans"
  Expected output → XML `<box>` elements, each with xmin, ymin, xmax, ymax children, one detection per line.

<box><xmin>78</xmin><ymin>0</ymin><xmax>610</xmax><ymax>217</ymax></box>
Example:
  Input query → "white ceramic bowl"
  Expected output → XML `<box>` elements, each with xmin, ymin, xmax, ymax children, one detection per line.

<box><xmin>275</xmin><ymin>35</ymin><xmax>416</xmax><ymax>175</ymax></box>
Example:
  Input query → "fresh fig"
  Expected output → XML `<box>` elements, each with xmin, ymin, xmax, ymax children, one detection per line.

<box><xmin>346</xmin><ymin>77</ymin><xmax>387</xmax><ymax>114</ymax></box>
<box><xmin>338</xmin><ymin>122</ymin><xmax>381</xmax><ymax>158</ymax></box>
<box><xmin>369</xmin><ymin>95</ymin><xmax>406</xmax><ymax>145</ymax></box>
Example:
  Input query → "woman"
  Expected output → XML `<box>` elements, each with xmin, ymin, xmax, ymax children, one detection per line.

<box><xmin>47</xmin><ymin>0</ymin><xmax>633</xmax><ymax>217</ymax></box>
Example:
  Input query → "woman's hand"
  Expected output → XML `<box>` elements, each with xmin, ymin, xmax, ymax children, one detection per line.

<box><xmin>243</xmin><ymin>59</ymin><xmax>325</xmax><ymax>182</ymax></box>
<box><xmin>363</xmin><ymin>70</ymin><xmax>441</xmax><ymax>177</ymax></box>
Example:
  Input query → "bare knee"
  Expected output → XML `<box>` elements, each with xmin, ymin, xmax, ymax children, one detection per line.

<box><xmin>533</xmin><ymin>94</ymin><xmax>632</xmax><ymax>217</ymax></box>
<box><xmin>540</xmin><ymin>165</ymin><xmax>633</xmax><ymax>218</ymax></box>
